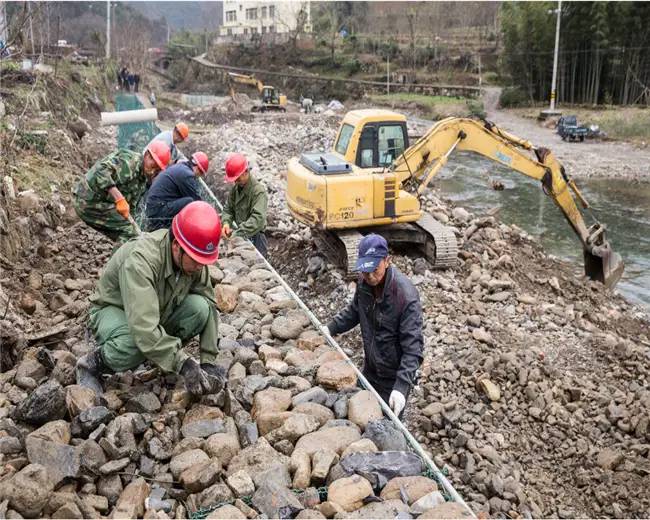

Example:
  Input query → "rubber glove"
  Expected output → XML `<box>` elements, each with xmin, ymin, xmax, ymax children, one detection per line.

<box><xmin>389</xmin><ymin>390</ymin><xmax>406</xmax><ymax>417</ymax></box>
<box><xmin>115</xmin><ymin>197</ymin><xmax>130</xmax><ymax>219</ymax></box>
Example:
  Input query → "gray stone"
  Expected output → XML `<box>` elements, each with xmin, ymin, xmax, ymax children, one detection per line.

<box><xmin>15</xmin><ymin>380</ymin><xmax>66</xmax><ymax>425</ymax></box>
<box><xmin>362</xmin><ymin>419</ymin><xmax>408</xmax><ymax>451</ymax></box>
<box><xmin>25</xmin><ymin>437</ymin><xmax>81</xmax><ymax>485</ymax></box>
<box><xmin>125</xmin><ymin>392</ymin><xmax>161</xmax><ymax>414</ymax></box>
<box><xmin>252</xmin><ymin>481</ymin><xmax>303</xmax><ymax>518</ymax></box>
<box><xmin>292</xmin><ymin>387</ymin><xmax>329</xmax><ymax>407</ymax></box>
<box><xmin>99</xmin><ymin>457</ymin><xmax>130</xmax><ymax>475</ymax></box>
<box><xmin>226</xmin><ymin>470</ymin><xmax>255</xmax><ymax>497</ymax></box>
<box><xmin>71</xmin><ymin>406</ymin><xmax>114</xmax><ymax>437</ymax></box>
<box><xmin>170</xmin><ymin>449</ymin><xmax>210</xmax><ymax>479</ymax></box>
<box><xmin>181</xmin><ymin>419</ymin><xmax>226</xmax><ymax>439</ymax></box>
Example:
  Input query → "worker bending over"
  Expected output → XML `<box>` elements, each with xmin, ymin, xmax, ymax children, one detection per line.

<box><xmin>73</xmin><ymin>141</ymin><xmax>170</xmax><ymax>243</ymax></box>
<box><xmin>221</xmin><ymin>153</ymin><xmax>268</xmax><ymax>256</ymax></box>
<box><xmin>76</xmin><ymin>201</ymin><xmax>225</xmax><ymax>398</ymax></box>
<box><xmin>145</xmin><ymin>152</ymin><xmax>210</xmax><ymax>231</ymax></box>
<box><xmin>324</xmin><ymin>234</ymin><xmax>423</xmax><ymax>418</ymax></box>
<box><xmin>148</xmin><ymin>122</ymin><xmax>189</xmax><ymax>164</ymax></box>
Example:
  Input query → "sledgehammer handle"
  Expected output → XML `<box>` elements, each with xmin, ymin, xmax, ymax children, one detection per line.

<box><xmin>128</xmin><ymin>215</ymin><xmax>142</xmax><ymax>236</ymax></box>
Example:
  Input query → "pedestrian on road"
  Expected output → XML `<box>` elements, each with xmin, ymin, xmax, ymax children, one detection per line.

<box><xmin>147</xmin><ymin>123</ymin><xmax>189</xmax><ymax>165</ymax></box>
<box><xmin>323</xmin><ymin>234</ymin><xmax>423</xmax><ymax>418</ymax></box>
<box><xmin>127</xmin><ymin>73</ymin><xmax>135</xmax><ymax>92</ymax></box>
<box><xmin>134</xmin><ymin>73</ymin><xmax>140</xmax><ymax>93</ymax></box>
<box><xmin>145</xmin><ymin>152</ymin><xmax>210</xmax><ymax>232</ymax></box>
<box><xmin>76</xmin><ymin>201</ymin><xmax>226</xmax><ymax>398</ymax></box>
<box><xmin>221</xmin><ymin>153</ymin><xmax>268</xmax><ymax>256</ymax></box>
<box><xmin>73</xmin><ymin>141</ymin><xmax>170</xmax><ymax>243</ymax></box>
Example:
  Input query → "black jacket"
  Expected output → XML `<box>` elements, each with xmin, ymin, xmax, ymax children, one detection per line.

<box><xmin>327</xmin><ymin>265</ymin><xmax>423</xmax><ymax>396</ymax></box>
<box><xmin>145</xmin><ymin>162</ymin><xmax>200</xmax><ymax>231</ymax></box>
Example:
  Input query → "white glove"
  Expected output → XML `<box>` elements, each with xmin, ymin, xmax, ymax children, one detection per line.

<box><xmin>389</xmin><ymin>390</ymin><xmax>406</xmax><ymax>417</ymax></box>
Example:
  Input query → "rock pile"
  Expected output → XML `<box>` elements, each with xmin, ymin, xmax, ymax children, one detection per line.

<box><xmin>0</xmin><ymin>220</ymin><xmax>467</xmax><ymax>518</ymax></box>
<box><xmin>192</xmin><ymin>113</ymin><xmax>650</xmax><ymax>518</ymax></box>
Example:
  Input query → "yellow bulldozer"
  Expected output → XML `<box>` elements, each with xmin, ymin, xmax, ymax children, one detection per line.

<box><xmin>286</xmin><ymin>109</ymin><xmax>624</xmax><ymax>288</ymax></box>
<box><xmin>228</xmin><ymin>72</ymin><xmax>287</xmax><ymax>113</ymax></box>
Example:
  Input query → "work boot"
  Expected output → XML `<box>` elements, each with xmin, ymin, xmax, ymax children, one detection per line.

<box><xmin>201</xmin><ymin>363</ymin><xmax>227</xmax><ymax>394</ymax></box>
<box><xmin>75</xmin><ymin>348</ymin><xmax>107</xmax><ymax>396</ymax></box>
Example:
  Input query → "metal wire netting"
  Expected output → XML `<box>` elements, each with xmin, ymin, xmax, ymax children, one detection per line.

<box><xmin>115</xmin><ymin>93</ymin><xmax>160</xmax><ymax>152</ymax></box>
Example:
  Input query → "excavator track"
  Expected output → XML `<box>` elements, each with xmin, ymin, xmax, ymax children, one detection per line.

<box><xmin>315</xmin><ymin>213</ymin><xmax>458</xmax><ymax>278</ymax></box>
<box><xmin>414</xmin><ymin>213</ymin><xmax>459</xmax><ymax>268</ymax></box>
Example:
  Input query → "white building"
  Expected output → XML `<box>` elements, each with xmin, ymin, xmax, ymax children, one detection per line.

<box><xmin>219</xmin><ymin>1</ymin><xmax>311</xmax><ymax>38</ymax></box>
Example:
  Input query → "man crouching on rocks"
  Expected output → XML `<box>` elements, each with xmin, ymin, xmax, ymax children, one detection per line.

<box><xmin>324</xmin><ymin>234</ymin><xmax>424</xmax><ymax>418</ymax></box>
<box><xmin>76</xmin><ymin>201</ymin><xmax>226</xmax><ymax>398</ymax></box>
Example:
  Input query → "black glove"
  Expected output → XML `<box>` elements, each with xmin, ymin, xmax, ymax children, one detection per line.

<box><xmin>201</xmin><ymin>363</ymin><xmax>227</xmax><ymax>394</ymax></box>
<box><xmin>180</xmin><ymin>358</ymin><xmax>210</xmax><ymax>398</ymax></box>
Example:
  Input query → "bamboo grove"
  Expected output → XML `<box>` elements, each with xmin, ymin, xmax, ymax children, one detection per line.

<box><xmin>500</xmin><ymin>1</ymin><xmax>650</xmax><ymax>105</ymax></box>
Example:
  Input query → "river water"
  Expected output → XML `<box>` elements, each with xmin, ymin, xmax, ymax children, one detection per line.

<box><xmin>435</xmin><ymin>152</ymin><xmax>650</xmax><ymax>307</ymax></box>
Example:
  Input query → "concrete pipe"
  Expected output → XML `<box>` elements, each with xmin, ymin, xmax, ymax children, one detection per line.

<box><xmin>100</xmin><ymin>108</ymin><xmax>158</xmax><ymax>126</ymax></box>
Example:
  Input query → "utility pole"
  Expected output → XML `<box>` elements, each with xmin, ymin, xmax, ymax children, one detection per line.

<box><xmin>541</xmin><ymin>0</ymin><xmax>562</xmax><ymax>118</ymax></box>
<box><xmin>105</xmin><ymin>0</ymin><xmax>111</xmax><ymax>59</ymax></box>
<box><xmin>28</xmin><ymin>2</ymin><xmax>35</xmax><ymax>55</ymax></box>
<box><xmin>549</xmin><ymin>0</ymin><xmax>561</xmax><ymax>111</ymax></box>
<box><xmin>386</xmin><ymin>54</ymin><xmax>390</xmax><ymax>95</ymax></box>
<box><xmin>0</xmin><ymin>1</ymin><xmax>7</xmax><ymax>43</ymax></box>
<box><xmin>478</xmin><ymin>54</ymin><xmax>482</xmax><ymax>88</ymax></box>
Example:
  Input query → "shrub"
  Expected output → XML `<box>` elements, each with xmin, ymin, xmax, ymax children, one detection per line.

<box><xmin>466</xmin><ymin>99</ymin><xmax>487</xmax><ymax>119</ymax></box>
<box><xmin>499</xmin><ymin>87</ymin><xmax>529</xmax><ymax>108</ymax></box>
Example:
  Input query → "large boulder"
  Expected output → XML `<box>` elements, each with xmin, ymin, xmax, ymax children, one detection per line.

<box><xmin>348</xmin><ymin>391</ymin><xmax>383</xmax><ymax>430</ymax></box>
<box><xmin>327</xmin><ymin>474</ymin><xmax>373</xmax><ymax>512</ymax></box>
<box><xmin>251</xmin><ymin>387</ymin><xmax>292</xmax><ymax>419</ymax></box>
<box><xmin>316</xmin><ymin>360</ymin><xmax>357</xmax><ymax>390</ymax></box>
<box><xmin>227</xmin><ymin>437</ymin><xmax>290</xmax><ymax>477</ymax></box>
<box><xmin>380</xmin><ymin>476</ymin><xmax>438</xmax><ymax>504</ymax></box>
<box><xmin>25</xmin><ymin>437</ymin><xmax>81</xmax><ymax>485</ymax></box>
<box><xmin>418</xmin><ymin>502</ymin><xmax>474</xmax><ymax>519</ymax></box>
<box><xmin>112</xmin><ymin>477</ymin><xmax>150</xmax><ymax>519</ymax></box>
<box><xmin>293</xmin><ymin>426</ymin><xmax>361</xmax><ymax>458</ymax></box>
<box><xmin>0</xmin><ymin>463</ymin><xmax>55</xmax><ymax>517</ymax></box>
<box><xmin>15</xmin><ymin>380</ymin><xmax>66</xmax><ymax>425</ymax></box>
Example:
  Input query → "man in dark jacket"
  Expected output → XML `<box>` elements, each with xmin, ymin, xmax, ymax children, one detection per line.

<box><xmin>144</xmin><ymin>152</ymin><xmax>210</xmax><ymax>231</ymax></box>
<box><xmin>325</xmin><ymin>234</ymin><xmax>423</xmax><ymax>417</ymax></box>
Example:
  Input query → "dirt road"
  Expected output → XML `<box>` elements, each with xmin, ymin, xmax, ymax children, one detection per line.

<box><xmin>481</xmin><ymin>87</ymin><xmax>649</xmax><ymax>181</ymax></box>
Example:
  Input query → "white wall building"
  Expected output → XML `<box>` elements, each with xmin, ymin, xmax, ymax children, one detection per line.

<box><xmin>219</xmin><ymin>1</ymin><xmax>311</xmax><ymax>38</ymax></box>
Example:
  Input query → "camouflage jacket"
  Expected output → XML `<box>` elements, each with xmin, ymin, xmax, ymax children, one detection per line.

<box><xmin>74</xmin><ymin>149</ymin><xmax>147</xmax><ymax>211</ymax></box>
<box><xmin>221</xmin><ymin>175</ymin><xmax>268</xmax><ymax>238</ymax></box>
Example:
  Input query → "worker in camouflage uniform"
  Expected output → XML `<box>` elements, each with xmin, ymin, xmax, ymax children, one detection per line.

<box><xmin>73</xmin><ymin>141</ymin><xmax>170</xmax><ymax>243</ymax></box>
<box><xmin>147</xmin><ymin>122</ymin><xmax>189</xmax><ymax>165</ymax></box>
<box><xmin>221</xmin><ymin>153</ymin><xmax>268</xmax><ymax>256</ymax></box>
<box><xmin>76</xmin><ymin>201</ymin><xmax>226</xmax><ymax>398</ymax></box>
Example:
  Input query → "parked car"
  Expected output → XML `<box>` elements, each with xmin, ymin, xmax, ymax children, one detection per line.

<box><xmin>556</xmin><ymin>115</ymin><xmax>588</xmax><ymax>142</ymax></box>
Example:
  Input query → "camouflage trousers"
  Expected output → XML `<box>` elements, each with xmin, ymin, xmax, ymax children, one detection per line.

<box><xmin>73</xmin><ymin>197</ymin><xmax>137</xmax><ymax>244</ymax></box>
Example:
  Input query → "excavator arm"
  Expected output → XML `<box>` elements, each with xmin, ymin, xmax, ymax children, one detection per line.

<box><xmin>391</xmin><ymin>117</ymin><xmax>624</xmax><ymax>288</ymax></box>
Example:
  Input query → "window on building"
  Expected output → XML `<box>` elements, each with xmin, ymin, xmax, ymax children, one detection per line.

<box><xmin>244</xmin><ymin>28</ymin><xmax>248</xmax><ymax>35</ymax></box>
<box><xmin>269</xmin><ymin>5</ymin><xmax>275</xmax><ymax>18</ymax></box>
<box><xmin>269</xmin><ymin>25</ymin><xmax>275</xmax><ymax>33</ymax></box>
<box><xmin>251</xmin><ymin>27</ymin><xmax>258</xmax><ymax>34</ymax></box>
<box><xmin>261</xmin><ymin>26</ymin><xmax>267</xmax><ymax>34</ymax></box>
<box><xmin>246</xmin><ymin>8</ymin><xmax>257</xmax><ymax>20</ymax></box>
<box><xmin>225</xmin><ymin>10</ymin><xmax>236</xmax><ymax>22</ymax></box>
<box><xmin>227</xmin><ymin>28</ymin><xmax>233</xmax><ymax>35</ymax></box>
<box><xmin>261</xmin><ymin>6</ymin><xmax>267</xmax><ymax>18</ymax></box>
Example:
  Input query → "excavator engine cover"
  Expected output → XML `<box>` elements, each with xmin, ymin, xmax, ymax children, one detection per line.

<box><xmin>299</xmin><ymin>153</ymin><xmax>352</xmax><ymax>175</ymax></box>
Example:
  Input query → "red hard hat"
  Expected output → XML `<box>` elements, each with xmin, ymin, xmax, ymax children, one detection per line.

<box><xmin>171</xmin><ymin>201</ymin><xmax>221</xmax><ymax>265</ymax></box>
<box><xmin>224</xmin><ymin>153</ymin><xmax>248</xmax><ymax>183</ymax></box>
<box><xmin>192</xmin><ymin>152</ymin><xmax>209</xmax><ymax>175</ymax></box>
<box><xmin>146</xmin><ymin>140</ymin><xmax>171</xmax><ymax>171</ymax></box>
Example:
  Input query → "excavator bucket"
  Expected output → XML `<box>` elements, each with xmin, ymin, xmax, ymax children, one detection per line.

<box><xmin>583</xmin><ymin>224</ymin><xmax>624</xmax><ymax>289</ymax></box>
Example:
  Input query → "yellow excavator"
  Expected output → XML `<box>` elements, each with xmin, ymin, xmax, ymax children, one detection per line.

<box><xmin>227</xmin><ymin>72</ymin><xmax>287</xmax><ymax>112</ymax></box>
<box><xmin>286</xmin><ymin>109</ymin><xmax>624</xmax><ymax>288</ymax></box>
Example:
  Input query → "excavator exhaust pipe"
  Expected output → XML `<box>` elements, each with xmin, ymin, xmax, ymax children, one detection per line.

<box><xmin>583</xmin><ymin>224</ymin><xmax>624</xmax><ymax>289</ymax></box>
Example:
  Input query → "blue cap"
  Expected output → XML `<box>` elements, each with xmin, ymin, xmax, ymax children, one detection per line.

<box><xmin>355</xmin><ymin>234</ymin><xmax>388</xmax><ymax>272</ymax></box>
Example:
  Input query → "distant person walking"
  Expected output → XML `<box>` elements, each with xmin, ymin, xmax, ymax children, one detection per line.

<box><xmin>127</xmin><ymin>73</ymin><xmax>135</xmax><ymax>92</ymax></box>
<box><xmin>134</xmin><ymin>73</ymin><xmax>140</xmax><ymax>93</ymax></box>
